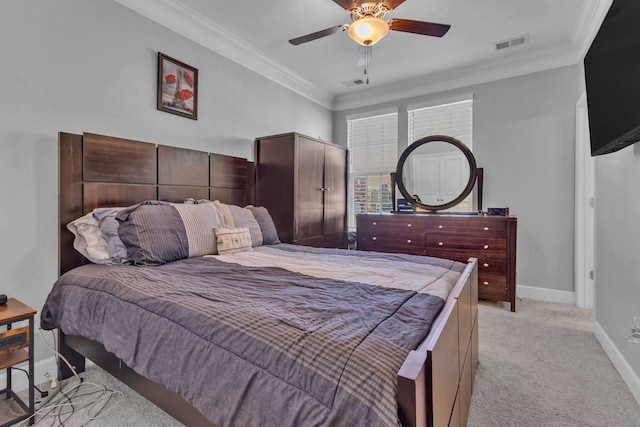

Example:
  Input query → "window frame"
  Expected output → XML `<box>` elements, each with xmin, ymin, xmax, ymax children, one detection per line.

<box><xmin>407</xmin><ymin>97</ymin><xmax>474</xmax><ymax>212</ymax></box>
<box><xmin>346</xmin><ymin>110</ymin><xmax>398</xmax><ymax>229</ymax></box>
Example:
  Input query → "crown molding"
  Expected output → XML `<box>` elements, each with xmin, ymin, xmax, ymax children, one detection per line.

<box><xmin>334</xmin><ymin>1</ymin><xmax>612</xmax><ymax>111</ymax></box>
<box><xmin>114</xmin><ymin>0</ymin><xmax>610</xmax><ymax>113</ymax></box>
<box><xmin>571</xmin><ymin>0</ymin><xmax>612</xmax><ymax>59</ymax></box>
<box><xmin>112</xmin><ymin>0</ymin><xmax>335</xmax><ymax>110</ymax></box>
<box><xmin>333</xmin><ymin>43</ymin><xmax>581</xmax><ymax>111</ymax></box>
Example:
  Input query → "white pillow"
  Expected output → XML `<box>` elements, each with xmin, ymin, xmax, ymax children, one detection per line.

<box><xmin>67</xmin><ymin>213</ymin><xmax>111</xmax><ymax>264</ymax></box>
<box><xmin>214</xmin><ymin>227</ymin><xmax>253</xmax><ymax>255</ymax></box>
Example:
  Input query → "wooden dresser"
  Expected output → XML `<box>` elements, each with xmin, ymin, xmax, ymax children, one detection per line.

<box><xmin>357</xmin><ymin>213</ymin><xmax>517</xmax><ymax>311</ymax></box>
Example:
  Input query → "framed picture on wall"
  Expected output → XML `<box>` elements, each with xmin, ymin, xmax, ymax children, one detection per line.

<box><xmin>157</xmin><ymin>52</ymin><xmax>198</xmax><ymax>120</ymax></box>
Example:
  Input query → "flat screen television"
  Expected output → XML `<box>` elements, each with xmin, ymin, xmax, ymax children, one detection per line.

<box><xmin>585</xmin><ymin>0</ymin><xmax>640</xmax><ymax>156</ymax></box>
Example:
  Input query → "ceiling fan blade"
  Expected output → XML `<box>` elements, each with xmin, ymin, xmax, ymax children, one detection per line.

<box><xmin>289</xmin><ymin>25</ymin><xmax>346</xmax><ymax>46</ymax></box>
<box><xmin>357</xmin><ymin>45</ymin><xmax>372</xmax><ymax>66</ymax></box>
<box><xmin>332</xmin><ymin>0</ymin><xmax>357</xmax><ymax>11</ymax></box>
<box><xmin>389</xmin><ymin>19</ymin><xmax>451</xmax><ymax>37</ymax></box>
<box><xmin>381</xmin><ymin>0</ymin><xmax>406</xmax><ymax>10</ymax></box>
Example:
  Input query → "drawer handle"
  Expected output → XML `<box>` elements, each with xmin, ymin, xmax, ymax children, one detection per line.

<box><xmin>407</xmin><ymin>223</ymin><xmax>412</xmax><ymax>227</ymax></box>
<box><xmin>372</xmin><ymin>222</ymin><xmax>377</xmax><ymax>226</ymax></box>
<box><xmin>483</xmin><ymin>227</ymin><xmax>490</xmax><ymax>231</ymax></box>
<box><xmin>407</xmin><ymin>239</ymin><xmax>412</xmax><ymax>243</ymax></box>
<box><xmin>438</xmin><ymin>225</ymin><xmax>444</xmax><ymax>229</ymax></box>
<box><xmin>438</xmin><ymin>242</ymin><xmax>444</xmax><ymax>246</ymax></box>
<box><xmin>483</xmin><ymin>263</ymin><xmax>489</xmax><ymax>267</ymax></box>
<box><xmin>483</xmin><ymin>244</ymin><xmax>489</xmax><ymax>250</ymax></box>
<box><xmin>372</xmin><ymin>237</ymin><xmax>377</xmax><ymax>241</ymax></box>
<box><xmin>483</xmin><ymin>281</ymin><xmax>489</xmax><ymax>286</ymax></box>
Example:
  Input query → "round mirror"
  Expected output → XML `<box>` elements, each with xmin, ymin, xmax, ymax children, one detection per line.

<box><xmin>395</xmin><ymin>135</ymin><xmax>477</xmax><ymax>211</ymax></box>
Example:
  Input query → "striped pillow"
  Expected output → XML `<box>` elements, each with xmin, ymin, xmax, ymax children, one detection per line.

<box><xmin>214</xmin><ymin>227</ymin><xmax>253</xmax><ymax>255</ymax></box>
<box><xmin>117</xmin><ymin>201</ymin><xmax>221</xmax><ymax>265</ymax></box>
<box><xmin>170</xmin><ymin>203</ymin><xmax>220</xmax><ymax>256</ymax></box>
<box><xmin>212</xmin><ymin>201</ymin><xmax>263</xmax><ymax>247</ymax></box>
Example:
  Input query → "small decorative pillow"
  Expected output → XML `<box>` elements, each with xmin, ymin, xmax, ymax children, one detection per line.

<box><xmin>215</xmin><ymin>227</ymin><xmax>253</xmax><ymax>254</ymax></box>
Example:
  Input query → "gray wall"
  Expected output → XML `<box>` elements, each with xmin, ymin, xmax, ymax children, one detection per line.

<box><xmin>334</xmin><ymin>65</ymin><xmax>583</xmax><ymax>295</ymax></box>
<box><xmin>594</xmin><ymin>144</ymin><xmax>640</xmax><ymax>377</ymax></box>
<box><xmin>0</xmin><ymin>0</ymin><xmax>331</xmax><ymax>362</ymax></box>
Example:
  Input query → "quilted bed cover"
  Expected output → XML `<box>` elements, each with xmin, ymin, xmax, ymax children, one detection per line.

<box><xmin>41</xmin><ymin>244</ymin><xmax>465</xmax><ymax>427</ymax></box>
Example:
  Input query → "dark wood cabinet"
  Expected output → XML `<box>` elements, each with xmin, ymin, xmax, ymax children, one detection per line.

<box><xmin>357</xmin><ymin>213</ymin><xmax>517</xmax><ymax>311</ymax></box>
<box><xmin>255</xmin><ymin>133</ymin><xmax>347</xmax><ymax>248</ymax></box>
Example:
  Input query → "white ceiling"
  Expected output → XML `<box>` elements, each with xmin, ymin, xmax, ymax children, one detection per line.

<box><xmin>114</xmin><ymin>0</ymin><xmax>611</xmax><ymax>110</ymax></box>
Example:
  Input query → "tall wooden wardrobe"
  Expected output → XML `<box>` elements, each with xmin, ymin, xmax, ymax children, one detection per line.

<box><xmin>255</xmin><ymin>132</ymin><xmax>347</xmax><ymax>248</ymax></box>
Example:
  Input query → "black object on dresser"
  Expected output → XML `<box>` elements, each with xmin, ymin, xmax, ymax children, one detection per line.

<box><xmin>255</xmin><ymin>132</ymin><xmax>348</xmax><ymax>248</ymax></box>
<box><xmin>357</xmin><ymin>213</ymin><xmax>517</xmax><ymax>311</ymax></box>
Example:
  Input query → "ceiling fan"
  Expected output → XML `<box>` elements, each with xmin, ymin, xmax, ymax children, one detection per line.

<box><xmin>288</xmin><ymin>0</ymin><xmax>451</xmax><ymax>47</ymax></box>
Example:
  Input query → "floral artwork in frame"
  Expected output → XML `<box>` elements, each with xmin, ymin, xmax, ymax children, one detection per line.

<box><xmin>157</xmin><ymin>52</ymin><xmax>198</xmax><ymax>120</ymax></box>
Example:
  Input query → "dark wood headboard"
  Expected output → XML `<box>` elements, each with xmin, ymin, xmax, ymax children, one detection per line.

<box><xmin>59</xmin><ymin>132</ymin><xmax>254</xmax><ymax>276</ymax></box>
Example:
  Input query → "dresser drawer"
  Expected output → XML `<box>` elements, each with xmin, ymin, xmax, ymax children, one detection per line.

<box><xmin>478</xmin><ymin>274</ymin><xmax>507</xmax><ymax>301</ymax></box>
<box><xmin>425</xmin><ymin>217</ymin><xmax>507</xmax><ymax>238</ymax></box>
<box><xmin>426</xmin><ymin>251</ymin><xmax>507</xmax><ymax>275</ymax></box>
<box><xmin>357</xmin><ymin>215</ymin><xmax>425</xmax><ymax>233</ymax></box>
<box><xmin>477</xmin><ymin>255</ymin><xmax>507</xmax><ymax>275</ymax></box>
<box><xmin>358</xmin><ymin>232</ymin><xmax>425</xmax><ymax>255</ymax></box>
<box><xmin>426</xmin><ymin>235</ymin><xmax>506</xmax><ymax>255</ymax></box>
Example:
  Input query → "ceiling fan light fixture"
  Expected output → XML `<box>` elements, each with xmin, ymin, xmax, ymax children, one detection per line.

<box><xmin>347</xmin><ymin>16</ymin><xmax>389</xmax><ymax>46</ymax></box>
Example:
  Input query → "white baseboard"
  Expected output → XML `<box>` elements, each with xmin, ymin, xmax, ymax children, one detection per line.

<box><xmin>594</xmin><ymin>321</ymin><xmax>640</xmax><ymax>405</ymax></box>
<box><xmin>516</xmin><ymin>284</ymin><xmax>576</xmax><ymax>305</ymax></box>
<box><xmin>0</xmin><ymin>356</ymin><xmax>58</xmax><ymax>393</ymax></box>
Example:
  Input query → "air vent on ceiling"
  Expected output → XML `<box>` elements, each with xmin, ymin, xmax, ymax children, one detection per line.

<box><xmin>495</xmin><ymin>34</ymin><xmax>529</xmax><ymax>51</ymax></box>
<box><xmin>342</xmin><ymin>78</ymin><xmax>366</xmax><ymax>87</ymax></box>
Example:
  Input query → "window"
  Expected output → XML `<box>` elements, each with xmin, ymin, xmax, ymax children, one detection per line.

<box><xmin>408</xmin><ymin>99</ymin><xmax>473</xmax><ymax>211</ymax></box>
<box><xmin>409</xmin><ymin>99</ymin><xmax>473</xmax><ymax>147</ymax></box>
<box><xmin>347</xmin><ymin>112</ymin><xmax>398</xmax><ymax>229</ymax></box>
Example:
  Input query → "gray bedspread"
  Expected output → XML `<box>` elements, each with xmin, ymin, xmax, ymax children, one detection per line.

<box><xmin>41</xmin><ymin>245</ymin><xmax>465</xmax><ymax>427</ymax></box>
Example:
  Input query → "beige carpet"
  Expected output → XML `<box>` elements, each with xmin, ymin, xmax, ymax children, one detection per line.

<box><xmin>2</xmin><ymin>298</ymin><xmax>639</xmax><ymax>426</ymax></box>
<box><xmin>468</xmin><ymin>298</ymin><xmax>640</xmax><ymax>426</ymax></box>
<box><xmin>0</xmin><ymin>366</ymin><xmax>180</xmax><ymax>427</ymax></box>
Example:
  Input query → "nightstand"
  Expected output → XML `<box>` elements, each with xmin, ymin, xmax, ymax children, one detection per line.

<box><xmin>0</xmin><ymin>298</ymin><xmax>36</xmax><ymax>427</ymax></box>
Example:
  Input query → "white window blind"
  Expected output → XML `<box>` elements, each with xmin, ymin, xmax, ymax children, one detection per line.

<box><xmin>409</xmin><ymin>99</ymin><xmax>473</xmax><ymax>149</ymax></box>
<box><xmin>408</xmin><ymin>99</ymin><xmax>473</xmax><ymax>212</ymax></box>
<box><xmin>347</xmin><ymin>112</ymin><xmax>398</xmax><ymax>228</ymax></box>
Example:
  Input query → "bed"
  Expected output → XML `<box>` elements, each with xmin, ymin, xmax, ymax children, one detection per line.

<box><xmin>44</xmin><ymin>132</ymin><xmax>479</xmax><ymax>427</ymax></box>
